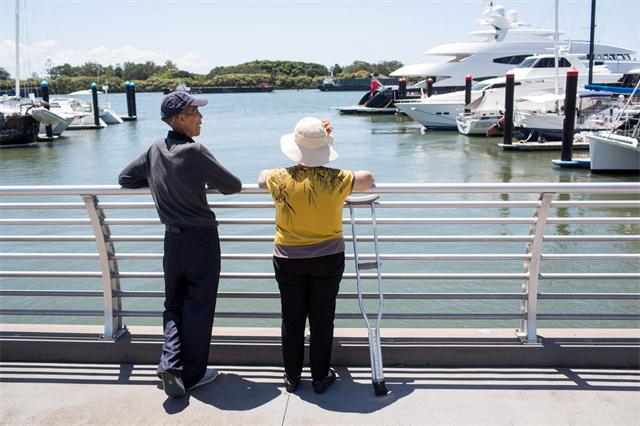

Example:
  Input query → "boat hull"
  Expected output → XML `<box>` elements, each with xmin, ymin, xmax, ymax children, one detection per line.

<box><xmin>456</xmin><ymin>115</ymin><xmax>502</xmax><ymax>135</ymax></box>
<box><xmin>396</xmin><ymin>101</ymin><xmax>460</xmax><ymax>129</ymax></box>
<box><xmin>0</xmin><ymin>114</ymin><xmax>38</xmax><ymax>147</ymax></box>
<box><xmin>585</xmin><ymin>132</ymin><xmax>640</xmax><ymax>171</ymax></box>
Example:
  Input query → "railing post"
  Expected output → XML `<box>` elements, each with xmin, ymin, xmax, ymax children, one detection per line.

<box><xmin>82</xmin><ymin>195</ymin><xmax>125</xmax><ymax>340</ymax></box>
<box><xmin>517</xmin><ymin>192</ymin><xmax>554</xmax><ymax>344</ymax></box>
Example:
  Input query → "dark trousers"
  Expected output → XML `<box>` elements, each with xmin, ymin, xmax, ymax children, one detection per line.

<box><xmin>273</xmin><ymin>252</ymin><xmax>344</xmax><ymax>381</ymax></box>
<box><xmin>157</xmin><ymin>226</ymin><xmax>221</xmax><ymax>389</ymax></box>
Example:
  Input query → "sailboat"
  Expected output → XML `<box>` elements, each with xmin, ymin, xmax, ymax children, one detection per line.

<box><xmin>0</xmin><ymin>0</ymin><xmax>40</xmax><ymax>147</ymax></box>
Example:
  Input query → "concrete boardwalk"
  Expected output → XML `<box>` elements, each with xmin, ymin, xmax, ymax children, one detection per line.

<box><xmin>1</xmin><ymin>363</ymin><xmax>639</xmax><ymax>425</ymax></box>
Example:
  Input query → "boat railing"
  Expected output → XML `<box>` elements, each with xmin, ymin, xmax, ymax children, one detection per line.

<box><xmin>0</xmin><ymin>183</ymin><xmax>639</xmax><ymax>344</ymax></box>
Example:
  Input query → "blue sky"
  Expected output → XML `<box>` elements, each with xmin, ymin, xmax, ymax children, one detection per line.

<box><xmin>1</xmin><ymin>0</ymin><xmax>638</xmax><ymax>78</ymax></box>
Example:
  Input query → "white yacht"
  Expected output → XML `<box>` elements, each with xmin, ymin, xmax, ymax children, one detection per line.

<box><xmin>391</xmin><ymin>3</ymin><xmax>638</xmax><ymax>92</ymax></box>
<box><xmin>396</xmin><ymin>52</ymin><xmax>622</xmax><ymax>129</ymax></box>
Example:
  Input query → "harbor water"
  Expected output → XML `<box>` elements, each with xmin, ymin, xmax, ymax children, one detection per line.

<box><xmin>1</xmin><ymin>90</ymin><xmax>638</xmax><ymax>328</ymax></box>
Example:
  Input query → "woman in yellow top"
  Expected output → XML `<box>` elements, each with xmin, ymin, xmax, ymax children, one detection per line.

<box><xmin>258</xmin><ymin>117</ymin><xmax>374</xmax><ymax>394</ymax></box>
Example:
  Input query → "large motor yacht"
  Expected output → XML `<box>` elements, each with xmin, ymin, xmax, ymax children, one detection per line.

<box><xmin>396</xmin><ymin>52</ymin><xmax>623</xmax><ymax>129</ymax></box>
<box><xmin>391</xmin><ymin>3</ymin><xmax>638</xmax><ymax>93</ymax></box>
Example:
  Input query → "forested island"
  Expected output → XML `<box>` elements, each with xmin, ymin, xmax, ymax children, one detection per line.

<box><xmin>0</xmin><ymin>60</ymin><xmax>403</xmax><ymax>94</ymax></box>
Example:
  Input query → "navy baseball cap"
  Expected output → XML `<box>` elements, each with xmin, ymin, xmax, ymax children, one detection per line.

<box><xmin>161</xmin><ymin>91</ymin><xmax>208</xmax><ymax>121</ymax></box>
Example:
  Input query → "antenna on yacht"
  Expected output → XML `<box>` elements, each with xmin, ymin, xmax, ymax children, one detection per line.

<box><xmin>554</xmin><ymin>0</ymin><xmax>560</xmax><ymax>112</ymax></box>
<box><xmin>14</xmin><ymin>0</ymin><xmax>20</xmax><ymax>100</ymax></box>
<box><xmin>588</xmin><ymin>0</ymin><xmax>596</xmax><ymax>85</ymax></box>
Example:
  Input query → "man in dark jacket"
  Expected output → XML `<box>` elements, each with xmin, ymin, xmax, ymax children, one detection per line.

<box><xmin>118</xmin><ymin>92</ymin><xmax>242</xmax><ymax>398</ymax></box>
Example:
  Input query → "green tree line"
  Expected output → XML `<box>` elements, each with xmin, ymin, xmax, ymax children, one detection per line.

<box><xmin>0</xmin><ymin>59</ymin><xmax>403</xmax><ymax>94</ymax></box>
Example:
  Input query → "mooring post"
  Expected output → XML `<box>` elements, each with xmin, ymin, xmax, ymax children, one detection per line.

<box><xmin>427</xmin><ymin>77</ymin><xmax>433</xmax><ymax>97</ymax></box>
<box><xmin>130</xmin><ymin>82</ymin><xmax>137</xmax><ymax>118</ymax></box>
<box><xmin>90</xmin><ymin>82</ymin><xmax>100</xmax><ymax>126</ymax></box>
<box><xmin>464</xmin><ymin>74</ymin><xmax>472</xmax><ymax>111</ymax></box>
<box><xmin>561</xmin><ymin>69</ymin><xmax>579</xmax><ymax>162</ymax></box>
<box><xmin>40</xmin><ymin>80</ymin><xmax>52</xmax><ymax>138</ymax></box>
<box><xmin>503</xmin><ymin>73</ymin><xmax>515</xmax><ymax>146</ymax></box>
<box><xmin>125</xmin><ymin>81</ymin><xmax>131</xmax><ymax>117</ymax></box>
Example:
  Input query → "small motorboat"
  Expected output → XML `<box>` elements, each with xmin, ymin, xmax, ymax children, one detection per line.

<box><xmin>27</xmin><ymin>106</ymin><xmax>67</xmax><ymax>126</ymax></box>
<box><xmin>456</xmin><ymin>112</ymin><xmax>503</xmax><ymax>135</ymax></box>
<box><xmin>581</xmin><ymin>81</ymin><xmax>640</xmax><ymax>172</ymax></box>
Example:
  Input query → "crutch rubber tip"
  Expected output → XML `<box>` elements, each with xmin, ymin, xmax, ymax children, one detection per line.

<box><xmin>372</xmin><ymin>380</ymin><xmax>388</xmax><ymax>396</ymax></box>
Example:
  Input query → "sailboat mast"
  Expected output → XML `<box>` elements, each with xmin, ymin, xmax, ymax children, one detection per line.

<box><xmin>588</xmin><ymin>0</ymin><xmax>596</xmax><ymax>85</ymax></box>
<box><xmin>15</xmin><ymin>0</ymin><xmax>20</xmax><ymax>98</ymax></box>
<box><xmin>554</xmin><ymin>0</ymin><xmax>559</xmax><ymax>98</ymax></box>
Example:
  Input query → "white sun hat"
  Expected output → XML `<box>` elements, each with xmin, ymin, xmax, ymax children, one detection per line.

<box><xmin>280</xmin><ymin>117</ymin><xmax>338</xmax><ymax>167</ymax></box>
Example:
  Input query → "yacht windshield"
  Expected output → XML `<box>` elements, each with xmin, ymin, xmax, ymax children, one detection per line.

<box><xmin>471</xmin><ymin>83</ymin><xmax>490</xmax><ymax>91</ymax></box>
<box><xmin>518</xmin><ymin>58</ymin><xmax>537</xmax><ymax>68</ymax></box>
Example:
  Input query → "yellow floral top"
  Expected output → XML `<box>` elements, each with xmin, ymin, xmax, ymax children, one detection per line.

<box><xmin>266</xmin><ymin>165</ymin><xmax>354</xmax><ymax>247</ymax></box>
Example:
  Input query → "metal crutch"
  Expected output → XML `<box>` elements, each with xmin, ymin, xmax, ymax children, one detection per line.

<box><xmin>346</xmin><ymin>194</ymin><xmax>388</xmax><ymax>396</ymax></box>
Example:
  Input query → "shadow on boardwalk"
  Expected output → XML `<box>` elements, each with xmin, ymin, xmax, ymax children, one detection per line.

<box><xmin>1</xmin><ymin>363</ymin><xmax>639</xmax><ymax>414</ymax></box>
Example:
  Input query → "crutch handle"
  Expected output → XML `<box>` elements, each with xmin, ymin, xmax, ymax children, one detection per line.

<box><xmin>346</xmin><ymin>194</ymin><xmax>380</xmax><ymax>205</ymax></box>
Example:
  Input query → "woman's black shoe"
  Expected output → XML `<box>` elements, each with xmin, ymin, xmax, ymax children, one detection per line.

<box><xmin>312</xmin><ymin>368</ymin><xmax>337</xmax><ymax>394</ymax></box>
<box><xmin>284</xmin><ymin>374</ymin><xmax>301</xmax><ymax>393</ymax></box>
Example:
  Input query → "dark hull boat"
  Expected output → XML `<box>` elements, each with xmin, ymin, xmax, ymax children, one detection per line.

<box><xmin>335</xmin><ymin>87</ymin><xmax>421</xmax><ymax>114</ymax></box>
<box><xmin>0</xmin><ymin>112</ymin><xmax>39</xmax><ymax>147</ymax></box>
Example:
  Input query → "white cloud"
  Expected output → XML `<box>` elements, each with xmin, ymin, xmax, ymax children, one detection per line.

<box><xmin>174</xmin><ymin>53</ymin><xmax>210</xmax><ymax>73</ymax></box>
<box><xmin>0</xmin><ymin>39</ymin><xmax>212</xmax><ymax>77</ymax></box>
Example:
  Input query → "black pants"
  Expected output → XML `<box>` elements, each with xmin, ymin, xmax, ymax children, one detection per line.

<box><xmin>273</xmin><ymin>252</ymin><xmax>344</xmax><ymax>381</ymax></box>
<box><xmin>157</xmin><ymin>226</ymin><xmax>221</xmax><ymax>389</ymax></box>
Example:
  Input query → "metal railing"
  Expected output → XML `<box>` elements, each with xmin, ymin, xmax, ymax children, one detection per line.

<box><xmin>0</xmin><ymin>183</ymin><xmax>639</xmax><ymax>343</ymax></box>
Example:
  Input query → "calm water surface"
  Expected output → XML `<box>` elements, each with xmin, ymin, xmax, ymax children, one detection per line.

<box><xmin>1</xmin><ymin>91</ymin><xmax>638</xmax><ymax>328</ymax></box>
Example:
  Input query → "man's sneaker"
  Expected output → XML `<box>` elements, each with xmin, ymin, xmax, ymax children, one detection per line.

<box><xmin>186</xmin><ymin>368</ymin><xmax>219</xmax><ymax>392</ymax></box>
<box><xmin>160</xmin><ymin>372</ymin><xmax>186</xmax><ymax>398</ymax></box>
<box><xmin>284</xmin><ymin>374</ymin><xmax>301</xmax><ymax>393</ymax></box>
<box><xmin>312</xmin><ymin>368</ymin><xmax>337</xmax><ymax>394</ymax></box>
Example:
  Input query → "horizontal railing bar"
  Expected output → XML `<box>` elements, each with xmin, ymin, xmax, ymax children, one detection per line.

<box><xmin>2</xmin><ymin>271</ymin><xmax>636</xmax><ymax>280</ymax></box>
<box><xmin>101</xmin><ymin>218</ymin><xmax>542</xmax><ymax>226</ymax></box>
<box><xmin>540</xmin><ymin>273</ymin><xmax>640</xmax><ymax>280</ymax></box>
<box><xmin>111</xmin><ymin>253</ymin><xmax>640</xmax><ymax>261</ymax></box>
<box><xmin>111</xmin><ymin>253</ymin><xmax>533</xmax><ymax>261</ymax></box>
<box><xmin>0</xmin><ymin>235</ymin><xmax>95</xmax><ymax>242</ymax></box>
<box><xmin>114</xmin><ymin>272</ymin><xmax>528</xmax><ymax>280</ymax></box>
<box><xmin>539</xmin><ymin>293</ymin><xmax>640</xmax><ymax>300</ymax></box>
<box><xmin>541</xmin><ymin>254</ymin><xmax>640</xmax><ymax>260</ymax></box>
<box><xmin>3</xmin><ymin>289</ymin><xmax>636</xmax><ymax>301</ymax></box>
<box><xmin>2</xmin><ymin>309</ymin><xmax>635</xmax><ymax>321</ymax></box>
<box><xmin>538</xmin><ymin>314</ymin><xmax>640</xmax><ymax>320</ymax></box>
<box><xmin>2</xmin><ymin>290</ymin><xmax>636</xmax><ymax>301</ymax></box>
<box><xmin>108</xmin><ymin>235</ymin><xmax>640</xmax><ymax>243</ymax></box>
<box><xmin>352</xmin><ymin>201</ymin><xmax>542</xmax><ymax>208</ymax></box>
<box><xmin>115</xmin><ymin>291</ymin><xmax>528</xmax><ymax>300</ymax></box>
<box><xmin>550</xmin><ymin>201</ymin><xmax>640</xmax><ymax>208</ymax></box>
<box><xmin>0</xmin><ymin>253</ymin><xmax>99</xmax><ymax>260</ymax></box>
<box><xmin>115</xmin><ymin>311</ymin><xmax>526</xmax><ymax>320</ymax></box>
<box><xmin>546</xmin><ymin>218</ymin><xmax>640</xmax><ymax>224</ymax></box>
<box><xmin>0</xmin><ymin>290</ymin><xmax>103</xmax><ymax>297</ymax></box>
<box><xmin>0</xmin><ymin>219</ymin><xmax>90</xmax><ymax>225</ymax></box>
<box><xmin>0</xmin><ymin>202</ymin><xmax>85</xmax><ymax>209</ymax></box>
<box><xmin>108</xmin><ymin>235</ymin><xmax>537</xmax><ymax>243</ymax></box>
<box><xmin>0</xmin><ymin>271</ymin><xmax>102</xmax><ymax>278</ymax></box>
<box><xmin>0</xmin><ymin>310</ymin><xmax>104</xmax><ymax>316</ymax></box>
<box><xmin>4</xmin><ymin>217</ymin><xmax>636</xmax><ymax>227</ymax></box>
<box><xmin>2</xmin><ymin>182</ymin><xmax>639</xmax><ymax>195</ymax></box>
<box><xmin>2</xmin><ymin>200</ymin><xmax>635</xmax><ymax>210</ymax></box>
<box><xmin>543</xmin><ymin>235</ymin><xmax>640</xmax><ymax>242</ymax></box>
<box><xmin>3</xmin><ymin>200</ymin><xmax>637</xmax><ymax>211</ymax></box>
<box><xmin>2</xmin><ymin>234</ymin><xmax>634</xmax><ymax>243</ymax></box>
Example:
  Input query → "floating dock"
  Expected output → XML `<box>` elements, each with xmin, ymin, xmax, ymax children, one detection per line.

<box><xmin>499</xmin><ymin>140</ymin><xmax>590</xmax><ymax>151</ymax></box>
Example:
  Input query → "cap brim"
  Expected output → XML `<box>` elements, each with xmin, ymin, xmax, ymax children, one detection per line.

<box><xmin>189</xmin><ymin>98</ymin><xmax>208</xmax><ymax>107</ymax></box>
<box><xmin>280</xmin><ymin>133</ymin><xmax>338</xmax><ymax>167</ymax></box>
